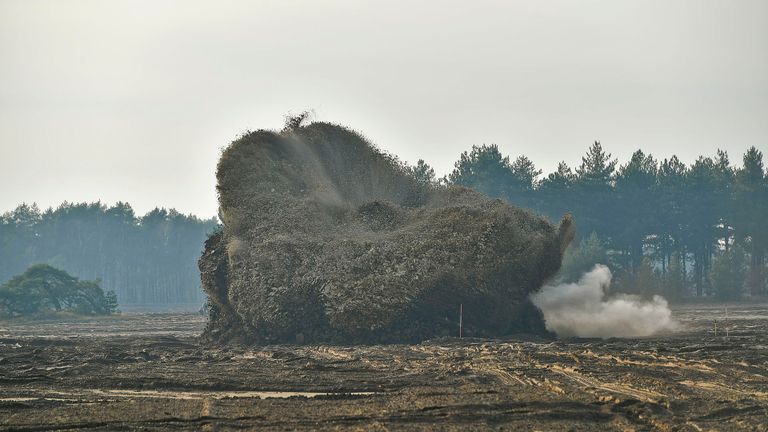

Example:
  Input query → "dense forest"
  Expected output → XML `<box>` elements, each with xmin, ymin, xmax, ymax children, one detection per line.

<box><xmin>0</xmin><ymin>202</ymin><xmax>218</xmax><ymax>309</ymax></box>
<box><xmin>1</xmin><ymin>143</ymin><xmax>764</xmax><ymax>308</ymax></box>
<box><xmin>416</xmin><ymin>143</ymin><xmax>766</xmax><ymax>300</ymax></box>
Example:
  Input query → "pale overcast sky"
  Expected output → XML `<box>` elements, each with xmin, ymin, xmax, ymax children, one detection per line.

<box><xmin>1</xmin><ymin>0</ymin><xmax>766</xmax><ymax>218</ymax></box>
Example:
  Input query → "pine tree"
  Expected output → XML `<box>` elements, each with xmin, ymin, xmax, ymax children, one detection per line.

<box><xmin>573</xmin><ymin>141</ymin><xmax>618</xmax><ymax>246</ymax></box>
<box><xmin>448</xmin><ymin>144</ymin><xmax>515</xmax><ymax>199</ymax></box>
<box><xmin>538</xmin><ymin>162</ymin><xmax>575</xmax><ymax>222</ymax></box>
<box><xmin>614</xmin><ymin>150</ymin><xmax>658</xmax><ymax>272</ymax></box>
<box><xmin>655</xmin><ymin>156</ymin><xmax>687</xmax><ymax>274</ymax></box>
<box><xmin>682</xmin><ymin>157</ymin><xmax>721</xmax><ymax>296</ymax></box>
<box><xmin>663</xmin><ymin>252</ymin><xmax>687</xmax><ymax>300</ymax></box>
<box><xmin>509</xmin><ymin>155</ymin><xmax>543</xmax><ymax>208</ymax></box>
<box><xmin>710</xmin><ymin>247</ymin><xmax>747</xmax><ymax>300</ymax></box>
<box><xmin>409</xmin><ymin>159</ymin><xmax>437</xmax><ymax>186</ymax></box>
<box><xmin>733</xmin><ymin>147</ymin><xmax>767</xmax><ymax>295</ymax></box>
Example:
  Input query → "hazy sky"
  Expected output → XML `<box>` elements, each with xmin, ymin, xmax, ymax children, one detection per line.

<box><xmin>1</xmin><ymin>0</ymin><xmax>766</xmax><ymax>218</ymax></box>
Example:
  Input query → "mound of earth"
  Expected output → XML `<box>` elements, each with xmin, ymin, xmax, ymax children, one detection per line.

<box><xmin>200</xmin><ymin>120</ymin><xmax>574</xmax><ymax>343</ymax></box>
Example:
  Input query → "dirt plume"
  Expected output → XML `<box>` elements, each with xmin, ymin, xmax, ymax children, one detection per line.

<box><xmin>200</xmin><ymin>120</ymin><xmax>573</xmax><ymax>343</ymax></box>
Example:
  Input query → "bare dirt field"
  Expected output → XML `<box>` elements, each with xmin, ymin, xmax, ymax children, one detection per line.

<box><xmin>1</xmin><ymin>304</ymin><xmax>766</xmax><ymax>431</ymax></box>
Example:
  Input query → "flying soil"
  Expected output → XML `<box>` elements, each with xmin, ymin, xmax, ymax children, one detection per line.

<box><xmin>200</xmin><ymin>120</ymin><xmax>574</xmax><ymax>344</ymax></box>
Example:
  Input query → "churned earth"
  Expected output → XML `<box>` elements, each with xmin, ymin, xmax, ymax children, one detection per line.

<box><xmin>1</xmin><ymin>304</ymin><xmax>766</xmax><ymax>431</ymax></box>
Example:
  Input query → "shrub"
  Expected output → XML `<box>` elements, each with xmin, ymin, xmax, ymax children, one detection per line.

<box><xmin>0</xmin><ymin>264</ymin><xmax>118</xmax><ymax>317</ymax></box>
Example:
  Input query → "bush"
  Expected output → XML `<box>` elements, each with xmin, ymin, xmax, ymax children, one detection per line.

<box><xmin>0</xmin><ymin>264</ymin><xmax>118</xmax><ymax>317</ymax></box>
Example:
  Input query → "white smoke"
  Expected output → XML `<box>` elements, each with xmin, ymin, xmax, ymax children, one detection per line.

<box><xmin>531</xmin><ymin>265</ymin><xmax>677</xmax><ymax>338</ymax></box>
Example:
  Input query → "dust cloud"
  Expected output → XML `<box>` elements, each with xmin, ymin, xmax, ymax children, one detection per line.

<box><xmin>531</xmin><ymin>265</ymin><xmax>677</xmax><ymax>338</ymax></box>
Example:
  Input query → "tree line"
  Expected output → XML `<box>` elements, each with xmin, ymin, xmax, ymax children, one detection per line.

<box><xmin>1</xmin><ymin>143</ymin><xmax>764</xmax><ymax>307</ymax></box>
<box><xmin>412</xmin><ymin>143</ymin><xmax>767</xmax><ymax>300</ymax></box>
<box><xmin>0</xmin><ymin>202</ymin><xmax>218</xmax><ymax>309</ymax></box>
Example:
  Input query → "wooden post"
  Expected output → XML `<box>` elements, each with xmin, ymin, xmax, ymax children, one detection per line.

<box><xmin>459</xmin><ymin>303</ymin><xmax>463</xmax><ymax>338</ymax></box>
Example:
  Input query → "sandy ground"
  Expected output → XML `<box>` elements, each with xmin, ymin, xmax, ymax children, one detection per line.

<box><xmin>0</xmin><ymin>304</ymin><xmax>766</xmax><ymax>431</ymax></box>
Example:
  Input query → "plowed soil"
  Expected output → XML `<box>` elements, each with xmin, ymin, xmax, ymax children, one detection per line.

<box><xmin>1</xmin><ymin>304</ymin><xmax>766</xmax><ymax>431</ymax></box>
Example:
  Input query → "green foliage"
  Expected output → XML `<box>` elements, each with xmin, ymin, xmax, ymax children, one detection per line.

<box><xmin>572</xmin><ymin>142</ymin><xmax>619</xmax><ymax>246</ymax></box>
<box><xmin>104</xmin><ymin>290</ymin><xmax>119</xmax><ymax>314</ymax></box>
<box><xmin>575</xmin><ymin>141</ymin><xmax>617</xmax><ymax>186</ymax></box>
<box><xmin>0</xmin><ymin>264</ymin><xmax>117</xmax><ymax>316</ymax></box>
<box><xmin>408</xmin><ymin>159</ymin><xmax>437</xmax><ymax>186</ymax></box>
<box><xmin>614</xmin><ymin>150</ymin><xmax>658</xmax><ymax>271</ymax></box>
<box><xmin>709</xmin><ymin>247</ymin><xmax>747</xmax><ymax>300</ymax></box>
<box><xmin>733</xmin><ymin>147</ymin><xmax>767</xmax><ymax>295</ymax></box>
<box><xmin>510</xmin><ymin>155</ymin><xmax>542</xmax><ymax>192</ymax></box>
<box><xmin>448</xmin><ymin>144</ymin><xmax>515</xmax><ymax>199</ymax></box>
<box><xmin>538</xmin><ymin>162</ymin><xmax>575</xmax><ymax>221</ymax></box>
<box><xmin>443</xmin><ymin>141</ymin><xmax>766</xmax><ymax>299</ymax></box>
<box><xmin>447</xmin><ymin>144</ymin><xmax>542</xmax><ymax>208</ymax></box>
<box><xmin>0</xmin><ymin>201</ymin><xmax>218</xmax><ymax>308</ymax></box>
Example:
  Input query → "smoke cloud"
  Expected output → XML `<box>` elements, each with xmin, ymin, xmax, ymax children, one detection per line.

<box><xmin>531</xmin><ymin>265</ymin><xmax>677</xmax><ymax>338</ymax></box>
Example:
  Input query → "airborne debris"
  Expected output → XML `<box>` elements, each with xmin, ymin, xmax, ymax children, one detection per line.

<box><xmin>200</xmin><ymin>121</ymin><xmax>574</xmax><ymax>343</ymax></box>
